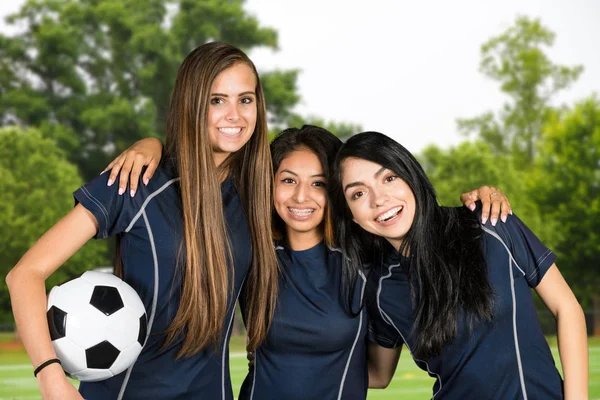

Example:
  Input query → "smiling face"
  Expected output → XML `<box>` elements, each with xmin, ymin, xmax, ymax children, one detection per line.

<box><xmin>274</xmin><ymin>148</ymin><xmax>328</xmax><ymax>249</ymax></box>
<box><xmin>341</xmin><ymin>157</ymin><xmax>416</xmax><ymax>251</ymax></box>
<box><xmin>208</xmin><ymin>62</ymin><xmax>258</xmax><ymax>166</ymax></box>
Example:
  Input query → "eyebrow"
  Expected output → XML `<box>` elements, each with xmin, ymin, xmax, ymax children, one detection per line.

<box><xmin>343</xmin><ymin>166</ymin><xmax>387</xmax><ymax>193</ymax></box>
<box><xmin>280</xmin><ymin>169</ymin><xmax>326</xmax><ymax>178</ymax></box>
<box><xmin>210</xmin><ymin>91</ymin><xmax>256</xmax><ymax>97</ymax></box>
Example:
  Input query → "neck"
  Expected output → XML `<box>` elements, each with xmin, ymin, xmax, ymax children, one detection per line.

<box><xmin>286</xmin><ymin>229</ymin><xmax>324</xmax><ymax>251</ymax></box>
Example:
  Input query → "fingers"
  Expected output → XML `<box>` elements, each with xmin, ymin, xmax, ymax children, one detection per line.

<box><xmin>142</xmin><ymin>158</ymin><xmax>159</xmax><ymax>187</ymax></box>
<box><xmin>118</xmin><ymin>156</ymin><xmax>135</xmax><ymax>196</ymax></box>
<box><xmin>478</xmin><ymin>186</ymin><xmax>492</xmax><ymax>225</ymax></box>
<box><xmin>460</xmin><ymin>189</ymin><xmax>481</xmax><ymax>212</ymax></box>
<box><xmin>501</xmin><ymin>196</ymin><xmax>513</xmax><ymax>222</ymax></box>
<box><xmin>101</xmin><ymin>158</ymin><xmax>118</xmax><ymax>175</ymax></box>
<box><xmin>106</xmin><ymin>155</ymin><xmax>126</xmax><ymax>188</ymax></box>
<box><xmin>128</xmin><ymin>153</ymin><xmax>148</xmax><ymax>197</ymax></box>
<box><xmin>489</xmin><ymin>188</ymin><xmax>502</xmax><ymax>226</ymax></box>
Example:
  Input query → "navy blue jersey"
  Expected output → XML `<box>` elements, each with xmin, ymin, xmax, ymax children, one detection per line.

<box><xmin>368</xmin><ymin>212</ymin><xmax>563</xmax><ymax>399</ymax></box>
<box><xmin>239</xmin><ymin>242</ymin><xmax>368</xmax><ymax>400</ymax></box>
<box><xmin>73</xmin><ymin>164</ymin><xmax>252</xmax><ymax>400</ymax></box>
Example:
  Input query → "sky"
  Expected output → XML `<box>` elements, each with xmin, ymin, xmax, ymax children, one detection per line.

<box><xmin>1</xmin><ymin>0</ymin><xmax>599</xmax><ymax>152</ymax></box>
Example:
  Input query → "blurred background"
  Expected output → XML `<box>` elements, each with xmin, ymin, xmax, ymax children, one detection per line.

<box><xmin>0</xmin><ymin>0</ymin><xmax>598</xmax><ymax>398</ymax></box>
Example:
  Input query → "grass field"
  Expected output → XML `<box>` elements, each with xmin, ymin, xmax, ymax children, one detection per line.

<box><xmin>1</xmin><ymin>334</ymin><xmax>598</xmax><ymax>399</ymax></box>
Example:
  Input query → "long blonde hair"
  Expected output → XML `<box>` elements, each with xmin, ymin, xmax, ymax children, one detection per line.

<box><xmin>163</xmin><ymin>42</ymin><xmax>278</xmax><ymax>357</ymax></box>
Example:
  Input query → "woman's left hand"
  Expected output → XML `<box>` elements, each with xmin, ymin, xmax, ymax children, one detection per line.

<box><xmin>460</xmin><ymin>186</ymin><xmax>512</xmax><ymax>226</ymax></box>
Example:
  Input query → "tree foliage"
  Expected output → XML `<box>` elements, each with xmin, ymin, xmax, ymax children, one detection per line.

<box><xmin>420</xmin><ymin>141</ymin><xmax>562</xmax><ymax>250</ymax></box>
<box><xmin>0</xmin><ymin>0</ymin><xmax>302</xmax><ymax>180</ymax></box>
<box><xmin>457</xmin><ymin>16</ymin><xmax>583</xmax><ymax>166</ymax></box>
<box><xmin>529</xmin><ymin>97</ymin><xmax>600</xmax><ymax>308</ymax></box>
<box><xmin>0</xmin><ymin>127</ymin><xmax>109</xmax><ymax>322</ymax></box>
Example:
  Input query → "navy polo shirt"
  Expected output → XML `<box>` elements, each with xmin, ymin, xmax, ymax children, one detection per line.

<box><xmin>239</xmin><ymin>242</ymin><xmax>368</xmax><ymax>400</ymax></box>
<box><xmin>368</xmin><ymin>212</ymin><xmax>563</xmax><ymax>399</ymax></box>
<box><xmin>73</xmin><ymin>164</ymin><xmax>252</xmax><ymax>400</ymax></box>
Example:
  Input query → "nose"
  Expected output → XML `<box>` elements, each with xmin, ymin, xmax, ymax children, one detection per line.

<box><xmin>371</xmin><ymin>187</ymin><xmax>389</xmax><ymax>208</ymax></box>
<box><xmin>226</xmin><ymin>103</ymin><xmax>240</xmax><ymax>122</ymax></box>
<box><xmin>293</xmin><ymin>184</ymin><xmax>307</xmax><ymax>203</ymax></box>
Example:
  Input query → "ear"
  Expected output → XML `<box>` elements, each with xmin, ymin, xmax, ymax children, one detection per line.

<box><xmin>352</xmin><ymin>217</ymin><xmax>358</xmax><ymax>224</ymax></box>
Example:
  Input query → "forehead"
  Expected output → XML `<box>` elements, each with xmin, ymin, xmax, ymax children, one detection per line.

<box><xmin>211</xmin><ymin>62</ymin><xmax>256</xmax><ymax>91</ymax></box>
<box><xmin>278</xmin><ymin>149</ymin><xmax>324</xmax><ymax>173</ymax></box>
<box><xmin>341</xmin><ymin>157</ymin><xmax>384</xmax><ymax>182</ymax></box>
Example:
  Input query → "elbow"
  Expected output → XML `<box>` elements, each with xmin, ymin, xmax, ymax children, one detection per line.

<box><xmin>369</xmin><ymin>374</ymin><xmax>393</xmax><ymax>389</ymax></box>
<box><xmin>5</xmin><ymin>268</ymin><xmax>16</xmax><ymax>291</ymax></box>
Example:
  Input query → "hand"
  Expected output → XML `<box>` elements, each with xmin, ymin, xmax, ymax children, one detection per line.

<box><xmin>460</xmin><ymin>186</ymin><xmax>512</xmax><ymax>226</ymax></box>
<box><xmin>38</xmin><ymin>366</ymin><xmax>83</xmax><ymax>400</ymax></box>
<box><xmin>102</xmin><ymin>138</ymin><xmax>164</xmax><ymax>197</ymax></box>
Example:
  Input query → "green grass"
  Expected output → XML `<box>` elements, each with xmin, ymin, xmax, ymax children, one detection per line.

<box><xmin>2</xmin><ymin>335</ymin><xmax>598</xmax><ymax>399</ymax></box>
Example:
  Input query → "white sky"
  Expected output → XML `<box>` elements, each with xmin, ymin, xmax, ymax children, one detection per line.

<box><xmin>2</xmin><ymin>0</ymin><xmax>599</xmax><ymax>152</ymax></box>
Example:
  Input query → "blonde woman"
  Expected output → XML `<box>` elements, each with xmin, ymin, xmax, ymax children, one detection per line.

<box><xmin>6</xmin><ymin>42</ymin><xmax>278</xmax><ymax>400</ymax></box>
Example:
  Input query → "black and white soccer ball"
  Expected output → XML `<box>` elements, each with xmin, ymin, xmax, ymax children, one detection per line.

<box><xmin>46</xmin><ymin>270</ymin><xmax>147</xmax><ymax>382</ymax></box>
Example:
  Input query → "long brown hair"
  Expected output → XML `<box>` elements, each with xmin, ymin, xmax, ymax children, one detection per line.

<box><xmin>163</xmin><ymin>42</ymin><xmax>278</xmax><ymax>357</ymax></box>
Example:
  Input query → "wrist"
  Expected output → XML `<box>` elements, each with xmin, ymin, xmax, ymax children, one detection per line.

<box><xmin>36</xmin><ymin>362</ymin><xmax>65</xmax><ymax>382</ymax></box>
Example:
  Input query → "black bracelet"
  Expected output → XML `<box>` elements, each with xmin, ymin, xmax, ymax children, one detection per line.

<box><xmin>34</xmin><ymin>358</ymin><xmax>61</xmax><ymax>377</ymax></box>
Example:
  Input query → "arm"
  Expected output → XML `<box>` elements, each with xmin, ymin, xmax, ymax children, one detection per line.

<box><xmin>460</xmin><ymin>186</ymin><xmax>512</xmax><ymax>226</ymax></box>
<box><xmin>367</xmin><ymin>341</ymin><xmax>402</xmax><ymax>389</ymax></box>
<box><xmin>535</xmin><ymin>264</ymin><xmax>588</xmax><ymax>400</ymax></box>
<box><xmin>102</xmin><ymin>138</ymin><xmax>164</xmax><ymax>197</ymax></box>
<box><xmin>6</xmin><ymin>205</ymin><xmax>98</xmax><ymax>400</ymax></box>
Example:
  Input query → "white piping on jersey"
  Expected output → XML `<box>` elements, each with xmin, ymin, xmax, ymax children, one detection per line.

<box><xmin>125</xmin><ymin>178</ymin><xmax>181</xmax><ymax>232</ymax></box>
<box><xmin>80</xmin><ymin>186</ymin><xmax>110</xmax><ymax>234</ymax></box>
<box><xmin>249</xmin><ymin>349</ymin><xmax>257</xmax><ymax>400</ymax></box>
<box><xmin>223</xmin><ymin>277</ymin><xmax>246</xmax><ymax>400</ymax></box>
<box><xmin>337</xmin><ymin>269</ymin><xmax>367</xmax><ymax>400</ymax></box>
<box><xmin>481</xmin><ymin>226</ymin><xmax>528</xmax><ymax>400</ymax></box>
<box><xmin>118</xmin><ymin>210</ymin><xmax>161</xmax><ymax>400</ymax></box>
<box><xmin>376</xmin><ymin>262</ymin><xmax>444</xmax><ymax>398</ymax></box>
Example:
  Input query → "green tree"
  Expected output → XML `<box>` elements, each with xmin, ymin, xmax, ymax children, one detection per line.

<box><xmin>457</xmin><ymin>16</ymin><xmax>583</xmax><ymax>166</ymax></box>
<box><xmin>0</xmin><ymin>0</ymin><xmax>301</xmax><ymax>180</ymax></box>
<box><xmin>420</xmin><ymin>141</ymin><xmax>561</xmax><ymax>248</ymax></box>
<box><xmin>529</xmin><ymin>97</ymin><xmax>600</xmax><ymax>333</ymax></box>
<box><xmin>0</xmin><ymin>127</ymin><xmax>109</xmax><ymax>323</ymax></box>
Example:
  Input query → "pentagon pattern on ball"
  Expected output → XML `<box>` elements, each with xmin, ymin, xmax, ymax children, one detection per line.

<box><xmin>47</xmin><ymin>306</ymin><xmax>67</xmax><ymax>340</ymax></box>
<box><xmin>85</xmin><ymin>340</ymin><xmax>121</xmax><ymax>369</ymax></box>
<box><xmin>138</xmin><ymin>315</ymin><xmax>148</xmax><ymax>346</ymax></box>
<box><xmin>90</xmin><ymin>285</ymin><xmax>124</xmax><ymax>316</ymax></box>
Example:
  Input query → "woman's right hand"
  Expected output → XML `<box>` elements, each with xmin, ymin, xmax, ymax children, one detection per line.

<box><xmin>38</xmin><ymin>366</ymin><xmax>83</xmax><ymax>400</ymax></box>
<box><xmin>102</xmin><ymin>138</ymin><xmax>164</xmax><ymax>197</ymax></box>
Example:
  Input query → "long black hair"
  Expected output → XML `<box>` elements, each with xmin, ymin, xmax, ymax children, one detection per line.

<box><xmin>270</xmin><ymin>125</ymin><xmax>343</xmax><ymax>247</ymax></box>
<box><xmin>330</xmin><ymin>131</ymin><xmax>494</xmax><ymax>360</ymax></box>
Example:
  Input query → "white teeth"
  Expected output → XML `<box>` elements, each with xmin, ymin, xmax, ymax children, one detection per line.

<box><xmin>376</xmin><ymin>206</ymin><xmax>403</xmax><ymax>222</ymax></box>
<box><xmin>289</xmin><ymin>208</ymin><xmax>315</xmax><ymax>216</ymax></box>
<box><xmin>219</xmin><ymin>127</ymin><xmax>242</xmax><ymax>135</ymax></box>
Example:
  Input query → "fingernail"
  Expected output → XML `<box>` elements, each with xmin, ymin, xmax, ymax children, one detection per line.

<box><xmin>469</xmin><ymin>203</ymin><xmax>476</xmax><ymax>211</ymax></box>
<box><xmin>491</xmin><ymin>217</ymin><xmax>497</xmax><ymax>226</ymax></box>
<box><xmin>107</xmin><ymin>179</ymin><xmax>114</xmax><ymax>186</ymax></box>
<box><xmin>482</xmin><ymin>216</ymin><xmax>488</xmax><ymax>224</ymax></box>
<box><xmin>509</xmin><ymin>210</ymin><xmax>513</xmax><ymax>215</ymax></box>
<box><xmin>118</xmin><ymin>187</ymin><xmax>124</xmax><ymax>195</ymax></box>
<box><xmin>144</xmin><ymin>178</ymin><xmax>149</xmax><ymax>186</ymax></box>
<box><xmin>100</xmin><ymin>170</ymin><xmax>106</xmax><ymax>175</ymax></box>
<box><xmin>130</xmin><ymin>190</ymin><xmax>135</xmax><ymax>197</ymax></box>
<box><xmin>501</xmin><ymin>215</ymin><xmax>507</xmax><ymax>223</ymax></box>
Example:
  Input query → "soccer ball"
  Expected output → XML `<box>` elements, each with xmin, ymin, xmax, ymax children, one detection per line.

<box><xmin>46</xmin><ymin>270</ymin><xmax>147</xmax><ymax>382</ymax></box>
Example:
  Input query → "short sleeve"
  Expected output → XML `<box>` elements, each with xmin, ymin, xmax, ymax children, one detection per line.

<box><xmin>490</xmin><ymin>213</ymin><xmax>557</xmax><ymax>287</ymax></box>
<box><xmin>365</xmin><ymin>266</ymin><xmax>405</xmax><ymax>349</ymax></box>
<box><xmin>73</xmin><ymin>172</ymin><xmax>140</xmax><ymax>239</ymax></box>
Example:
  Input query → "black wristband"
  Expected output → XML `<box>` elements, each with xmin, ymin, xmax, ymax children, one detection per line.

<box><xmin>34</xmin><ymin>358</ymin><xmax>61</xmax><ymax>377</ymax></box>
